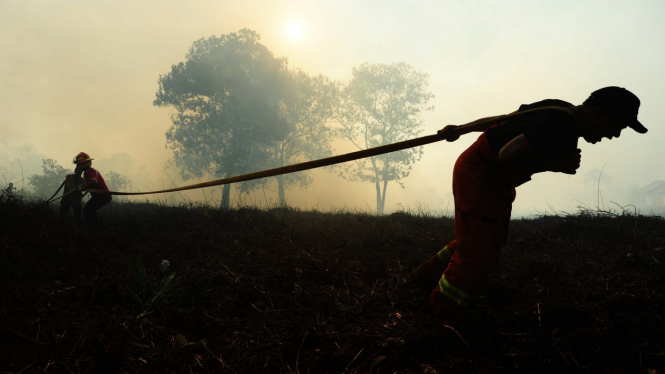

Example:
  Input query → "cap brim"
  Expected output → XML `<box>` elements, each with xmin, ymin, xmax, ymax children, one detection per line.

<box><xmin>628</xmin><ymin>120</ymin><xmax>648</xmax><ymax>134</ymax></box>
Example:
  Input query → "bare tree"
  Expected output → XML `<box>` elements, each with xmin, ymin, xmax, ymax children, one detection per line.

<box><xmin>339</xmin><ymin>62</ymin><xmax>433</xmax><ymax>214</ymax></box>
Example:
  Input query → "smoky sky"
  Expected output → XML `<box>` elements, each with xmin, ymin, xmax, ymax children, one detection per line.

<box><xmin>2</xmin><ymin>0</ymin><xmax>664</xmax><ymax>215</ymax></box>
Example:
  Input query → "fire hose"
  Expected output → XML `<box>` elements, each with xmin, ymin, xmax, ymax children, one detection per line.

<box><xmin>46</xmin><ymin>181</ymin><xmax>65</xmax><ymax>202</ymax></box>
<box><xmin>47</xmin><ymin>106</ymin><xmax>574</xmax><ymax>202</ymax></box>
<box><xmin>45</xmin><ymin>181</ymin><xmax>89</xmax><ymax>203</ymax></box>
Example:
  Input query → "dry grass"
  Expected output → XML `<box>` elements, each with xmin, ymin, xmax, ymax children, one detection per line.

<box><xmin>1</xmin><ymin>200</ymin><xmax>664</xmax><ymax>373</ymax></box>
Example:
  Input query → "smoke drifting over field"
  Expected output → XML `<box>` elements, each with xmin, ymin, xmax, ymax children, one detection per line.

<box><xmin>2</xmin><ymin>1</ymin><xmax>664</xmax><ymax>216</ymax></box>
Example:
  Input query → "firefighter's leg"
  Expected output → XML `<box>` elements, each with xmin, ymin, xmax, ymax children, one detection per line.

<box><xmin>83</xmin><ymin>199</ymin><xmax>95</xmax><ymax>224</ymax></box>
<box><xmin>59</xmin><ymin>202</ymin><xmax>70</xmax><ymax>218</ymax></box>
<box><xmin>430</xmin><ymin>210</ymin><xmax>509</xmax><ymax>311</ymax></box>
<box><xmin>412</xmin><ymin>240</ymin><xmax>458</xmax><ymax>291</ymax></box>
<box><xmin>84</xmin><ymin>195</ymin><xmax>111</xmax><ymax>224</ymax></box>
<box><xmin>72</xmin><ymin>201</ymin><xmax>82</xmax><ymax>223</ymax></box>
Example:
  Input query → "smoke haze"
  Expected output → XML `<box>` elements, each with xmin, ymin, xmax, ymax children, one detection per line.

<box><xmin>2</xmin><ymin>0</ymin><xmax>664</xmax><ymax>216</ymax></box>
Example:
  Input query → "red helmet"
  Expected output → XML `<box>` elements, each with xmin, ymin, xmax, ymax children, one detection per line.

<box><xmin>73</xmin><ymin>152</ymin><xmax>94</xmax><ymax>164</ymax></box>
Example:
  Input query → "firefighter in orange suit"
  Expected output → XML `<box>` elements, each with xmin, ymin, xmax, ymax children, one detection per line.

<box><xmin>412</xmin><ymin>87</ymin><xmax>648</xmax><ymax>312</ymax></box>
<box><xmin>73</xmin><ymin>152</ymin><xmax>112</xmax><ymax>224</ymax></box>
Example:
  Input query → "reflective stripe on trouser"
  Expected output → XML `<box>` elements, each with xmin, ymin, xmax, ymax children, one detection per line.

<box><xmin>436</xmin><ymin>131</ymin><xmax>514</xmax><ymax>306</ymax></box>
<box><xmin>438</xmin><ymin>210</ymin><xmax>510</xmax><ymax>304</ymax></box>
<box><xmin>412</xmin><ymin>241</ymin><xmax>457</xmax><ymax>292</ymax></box>
<box><xmin>438</xmin><ymin>273</ymin><xmax>472</xmax><ymax>306</ymax></box>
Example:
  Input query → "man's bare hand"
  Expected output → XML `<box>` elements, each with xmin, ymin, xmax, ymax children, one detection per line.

<box><xmin>552</xmin><ymin>149</ymin><xmax>582</xmax><ymax>175</ymax></box>
<box><xmin>438</xmin><ymin>125</ymin><xmax>461</xmax><ymax>142</ymax></box>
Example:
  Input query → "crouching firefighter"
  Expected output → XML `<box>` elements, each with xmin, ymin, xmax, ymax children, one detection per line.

<box><xmin>1</xmin><ymin>182</ymin><xmax>16</xmax><ymax>202</ymax></box>
<box><xmin>59</xmin><ymin>170</ymin><xmax>85</xmax><ymax>222</ymax></box>
<box><xmin>73</xmin><ymin>152</ymin><xmax>112</xmax><ymax>224</ymax></box>
<box><xmin>412</xmin><ymin>87</ymin><xmax>648</xmax><ymax>314</ymax></box>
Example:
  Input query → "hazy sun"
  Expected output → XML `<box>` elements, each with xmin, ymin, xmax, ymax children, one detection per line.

<box><xmin>285</xmin><ymin>21</ymin><xmax>305</xmax><ymax>42</ymax></box>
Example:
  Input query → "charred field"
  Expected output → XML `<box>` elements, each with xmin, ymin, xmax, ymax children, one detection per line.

<box><xmin>1</xmin><ymin>200</ymin><xmax>665</xmax><ymax>373</ymax></box>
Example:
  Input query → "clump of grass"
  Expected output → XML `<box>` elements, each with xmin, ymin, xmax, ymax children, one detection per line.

<box><xmin>126</xmin><ymin>255</ymin><xmax>183</xmax><ymax>317</ymax></box>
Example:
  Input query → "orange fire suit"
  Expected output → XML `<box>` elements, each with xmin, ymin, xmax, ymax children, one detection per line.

<box><xmin>431</xmin><ymin>129</ymin><xmax>515</xmax><ymax>308</ymax></box>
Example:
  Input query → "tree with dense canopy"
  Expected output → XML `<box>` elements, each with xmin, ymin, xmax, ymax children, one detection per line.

<box><xmin>28</xmin><ymin>159</ymin><xmax>69</xmax><ymax>198</ymax></box>
<box><xmin>339</xmin><ymin>62</ymin><xmax>433</xmax><ymax>214</ymax></box>
<box><xmin>104</xmin><ymin>171</ymin><xmax>132</xmax><ymax>197</ymax></box>
<box><xmin>154</xmin><ymin>29</ymin><xmax>339</xmax><ymax>209</ymax></box>
<box><xmin>154</xmin><ymin>29</ymin><xmax>288</xmax><ymax>209</ymax></box>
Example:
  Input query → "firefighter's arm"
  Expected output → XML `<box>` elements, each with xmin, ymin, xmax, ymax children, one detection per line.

<box><xmin>498</xmin><ymin>135</ymin><xmax>581</xmax><ymax>175</ymax></box>
<box><xmin>438</xmin><ymin>111</ymin><xmax>519</xmax><ymax>142</ymax></box>
<box><xmin>78</xmin><ymin>178</ymin><xmax>98</xmax><ymax>190</ymax></box>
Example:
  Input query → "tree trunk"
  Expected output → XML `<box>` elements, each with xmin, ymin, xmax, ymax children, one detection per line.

<box><xmin>380</xmin><ymin>158</ymin><xmax>389</xmax><ymax>215</ymax></box>
<box><xmin>380</xmin><ymin>179</ymin><xmax>388</xmax><ymax>215</ymax></box>
<box><xmin>220</xmin><ymin>184</ymin><xmax>231</xmax><ymax>210</ymax></box>
<box><xmin>277</xmin><ymin>175</ymin><xmax>285</xmax><ymax>207</ymax></box>
<box><xmin>219</xmin><ymin>160</ymin><xmax>234</xmax><ymax>210</ymax></box>
<box><xmin>371</xmin><ymin>157</ymin><xmax>383</xmax><ymax>215</ymax></box>
<box><xmin>375</xmin><ymin>178</ymin><xmax>384</xmax><ymax>215</ymax></box>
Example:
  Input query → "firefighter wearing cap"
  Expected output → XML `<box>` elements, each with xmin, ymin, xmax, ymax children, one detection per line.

<box><xmin>412</xmin><ymin>86</ymin><xmax>648</xmax><ymax>313</ymax></box>
<box><xmin>73</xmin><ymin>152</ymin><xmax>112</xmax><ymax>224</ymax></box>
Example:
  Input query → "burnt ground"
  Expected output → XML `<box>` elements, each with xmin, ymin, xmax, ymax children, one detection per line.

<box><xmin>1</xmin><ymin>200</ymin><xmax>665</xmax><ymax>373</ymax></box>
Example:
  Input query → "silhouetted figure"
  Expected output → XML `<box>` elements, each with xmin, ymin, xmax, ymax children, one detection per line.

<box><xmin>59</xmin><ymin>171</ymin><xmax>84</xmax><ymax>222</ymax></box>
<box><xmin>72</xmin><ymin>152</ymin><xmax>112</xmax><ymax>224</ymax></box>
<box><xmin>412</xmin><ymin>87</ymin><xmax>648</xmax><ymax>315</ymax></box>
<box><xmin>1</xmin><ymin>182</ymin><xmax>16</xmax><ymax>202</ymax></box>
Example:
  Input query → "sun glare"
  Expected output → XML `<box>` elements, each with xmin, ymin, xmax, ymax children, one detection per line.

<box><xmin>285</xmin><ymin>21</ymin><xmax>305</xmax><ymax>42</ymax></box>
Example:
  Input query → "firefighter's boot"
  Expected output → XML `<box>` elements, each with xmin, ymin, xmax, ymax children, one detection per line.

<box><xmin>429</xmin><ymin>288</ymin><xmax>464</xmax><ymax>321</ymax></box>
<box><xmin>411</xmin><ymin>244</ymin><xmax>455</xmax><ymax>292</ymax></box>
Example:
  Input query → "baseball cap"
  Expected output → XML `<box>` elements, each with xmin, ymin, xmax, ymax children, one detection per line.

<box><xmin>584</xmin><ymin>86</ymin><xmax>647</xmax><ymax>134</ymax></box>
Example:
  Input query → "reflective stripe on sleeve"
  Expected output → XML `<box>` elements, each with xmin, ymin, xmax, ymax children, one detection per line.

<box><xmin>438</xmin><ymin>274</ymin><xmax>472</xmax><ymax>306</ymax></box>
